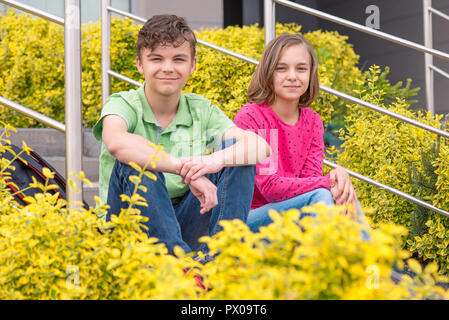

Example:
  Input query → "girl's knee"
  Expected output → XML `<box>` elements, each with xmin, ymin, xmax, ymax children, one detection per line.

<box><xmin>311</xmin><ymin>188</ymin><xmax>334</xmax><ymax>206</ymax></box>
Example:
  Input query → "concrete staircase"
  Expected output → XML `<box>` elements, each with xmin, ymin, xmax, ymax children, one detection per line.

<box><xmin>5</xmin><ymin>128</ymin><xmax>101</xmax><ymax>208</ymax></box>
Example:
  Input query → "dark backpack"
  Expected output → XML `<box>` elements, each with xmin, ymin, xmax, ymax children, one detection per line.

<box><xmin>2</xmin><ymin>143</ymin><xmax>88</xmax><ymax>208</ymax></box>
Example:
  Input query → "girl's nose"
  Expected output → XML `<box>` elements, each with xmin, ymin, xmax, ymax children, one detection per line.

<box><xmin>286</xmin><ymin>67</ymin><xmax>297</xmax><ymax>79</ymax></box>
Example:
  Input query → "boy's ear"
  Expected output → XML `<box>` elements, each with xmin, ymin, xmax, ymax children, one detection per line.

<box><xmin>136</xmin><ymin>56</ymin><xmax>144</xmax><ymax>74</ymax></box>
<box><xmin>190</xmin><ymin>56</ymin><xmax>197</xmax><ymax>75</ymax></box>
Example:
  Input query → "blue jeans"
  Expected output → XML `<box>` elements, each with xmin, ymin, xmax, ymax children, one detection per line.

<box><xmin>247</xmin><ymin>188</ymin><xmax>369</xmax><ymax>240</ymax></box>
<box><xmin>106</xmin><ymin>141</ymin><xmax>256</xmax><ymax>256</ymax></box>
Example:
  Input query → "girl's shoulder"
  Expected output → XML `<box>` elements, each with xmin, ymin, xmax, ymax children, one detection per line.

<box><xmin>237</xmin><ymin>102</ymin><xmax>269</xmax><ymax>115</ymax></box>
<box><xmin>301</xmin><ymin>107</ymin><xmax>323</xmax><ymax>124</ymax></box>
<box><xmin>234</xmin><ymin>102</ymin><xmax>272</xmax><ymax>130</ymax></box>
<box><xmin>235</xmin><ymin>102</ymin><xmax>271</xmax><ymax>121</ymax></box>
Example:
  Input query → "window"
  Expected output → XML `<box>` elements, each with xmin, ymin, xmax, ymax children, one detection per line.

<box><xmin>1</xmin><ymin>0</ymin><xmax>131</xmax><ymax>23</ymax></box>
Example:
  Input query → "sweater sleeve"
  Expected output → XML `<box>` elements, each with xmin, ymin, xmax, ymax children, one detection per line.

<box><xmin>300</xmin><ymin>111</ymin><xmax>328</xmax><ymax>177</ymax></box>
<box><xmin>255</xmin><ymin>158</ymin><xmax>331</xmax><ymax>203</ymax></box>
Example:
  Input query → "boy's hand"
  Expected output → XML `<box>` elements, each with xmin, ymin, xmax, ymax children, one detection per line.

<box><xmin>329</xmin><ymin>167</ymin><xmax>358</xmax><ymax>219</ymax></box>
<box><xmin>179</xmin><ymin>154</ymin><xmax>224</xmax><ymax>184</ymax></box>
<box><xmin>188</xmin><ymin>176</ymin><xmax>218</xmax><ymax>214</ymax></box>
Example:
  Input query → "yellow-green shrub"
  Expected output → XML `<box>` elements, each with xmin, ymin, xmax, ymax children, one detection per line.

<box><xmin>0</xmin><ymin>10</ymin><xmax>363</xmax><ymax>127</ymax></box>
<box><xmin>333</xmin><ymin>65</ymin><xmax>449</xmax><ymax>274</ymax></box>
<box><xmin>198</xmin><ymin>205</ymin><xmax>448</xmax><ymax>300</ymax></box>
<box><xmin>1</xmin><ymin>124</ymin><xmax>449</xmax><ymax>299</ymax></box>
<box><xmin>0</xmin><ymin>10</ymin><xmax>65</xmax><ymax>127</ymax></box>
<box><xmin>0</xmin><ymin>127</ymin><xmax>201</xmax><ymax>299</ymax></box>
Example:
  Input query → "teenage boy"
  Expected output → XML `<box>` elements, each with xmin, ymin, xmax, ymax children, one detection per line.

<box><xmin>93</xmin><ymin>14</ymin><xmax>271</xmax><ymax>256</ymax></box>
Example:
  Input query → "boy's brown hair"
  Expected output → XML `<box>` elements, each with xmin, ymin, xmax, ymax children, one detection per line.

<box><xmin>248</xmin><ymin>33</ymin><xmax>320</xmax><ymax>108</ymax></box>
<box><xmin>136</xmin><ymin>14</ymin><xmax>197</xmax><ymax>60</ymax></box>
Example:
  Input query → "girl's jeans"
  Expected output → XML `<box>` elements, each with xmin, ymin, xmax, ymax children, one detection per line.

<box><xmin>247</xmin><ymin>188</ymin><xmax>370</xmax><ymax>240</ymax></box>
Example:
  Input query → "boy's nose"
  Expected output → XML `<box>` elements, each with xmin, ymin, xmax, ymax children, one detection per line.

<box><xmin>161</xmin><ymin>61</ymin><xmax>174</xmax><ymax>72</ymax></box>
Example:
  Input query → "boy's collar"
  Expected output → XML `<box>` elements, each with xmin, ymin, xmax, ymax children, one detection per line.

<box><xmin>138</xmin><ymin>83</ymin><xmax>192</xmax><ymax>128</ymax></box>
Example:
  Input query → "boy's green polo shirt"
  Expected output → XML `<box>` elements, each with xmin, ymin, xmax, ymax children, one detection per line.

<box><xmin>93</xmin><ymin>84</ymin><xmax>236</xmax><ymax>207</ymax></box>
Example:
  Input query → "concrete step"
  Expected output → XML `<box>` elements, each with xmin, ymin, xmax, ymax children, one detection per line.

<box><xmin>45</xmin><ymin>156</ymin><xmax>99</xmax><ymax>182</ymax></box>
<box><xmin>83</xmin><ymin>182</ymin><xmax>99</xmax><ymax>209</ymax></box>
<box><xmin>2</xmin><ymin>127</ymin><xmax>101</xmax><ymax>209</ymax></box>
<box><xmin>3</xmin><ymin>128</ymin><xmax>101</xmax><ymax>158</ymax></box>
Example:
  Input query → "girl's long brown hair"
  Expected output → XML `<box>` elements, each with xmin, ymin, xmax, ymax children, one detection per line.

<box><xmin>248</xmin><ymin>34</ymin><xmax>319</xmax><ymax>108</ymax></box>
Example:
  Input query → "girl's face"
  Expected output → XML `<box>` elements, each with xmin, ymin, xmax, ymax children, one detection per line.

<box><xmin>272</xmin><ymin>44</ymin><xmax>311</xmax><ymax>106</ymax></box>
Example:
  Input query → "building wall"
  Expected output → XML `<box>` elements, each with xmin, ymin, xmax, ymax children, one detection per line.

<box><xmin>130</xmin><ymin>0</ymin><xmax>223</xmax><ymax>30</ymax></box>
<box><xmin>239</xmin><ymin>0</ymin><xmax>449</xmax><ymax>115</ymax></box>
<box><xmin>313</xmin><ymin>0</ymin><xmax>449</xmax><ymax>115</ymax></box>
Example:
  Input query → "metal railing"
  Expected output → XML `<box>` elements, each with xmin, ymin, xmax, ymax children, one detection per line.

<box><xmin>0</xmin><ymin>0</ymin><xmax>83</xmax><ymax>209</ymax></box>
<box><xmin>423</xmin><ymin>0</ymin><xmax>449</xmax><ymax>115</ymax></box>
<box><xmin>101</xmin><ymin>1</ymin><xmax>449</xmax><ymax>218</ymax></box>
<box><xmin>266</xmin><ymin>0</ymin><xmax>449</xmax><ymax>116</ymax></box>
<box><xmin>1</xmin><ymin>0</ymin><xmax>448</xmax><ymax>217</ymax></box>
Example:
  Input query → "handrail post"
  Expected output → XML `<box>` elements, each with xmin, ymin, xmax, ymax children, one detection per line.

<box><xmin>64</xmin><ymin>0</ymin><xmax>83</xmax><ymax>209</ymax></box>
<box><xmin>423</xmin><ymin>0</ymin><xmax>434</xmax><ymax>115</ymax></box>
<box><xmin>264</xmin><ymin>0</ymin><xmax>275</xmax><ymax>45</ymax></box>
<box><xmin>102</xmin><ymin>0</ymin><xmax>111</xmax><ymax>108</ymax></box>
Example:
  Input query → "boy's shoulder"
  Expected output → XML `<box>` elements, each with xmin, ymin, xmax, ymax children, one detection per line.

<box><xmin>182</xmin><ymin>92</ymin><xmax>212</xmax><ymax>107</ymax></box>
<box><xmin>106</xmin><ymin>87</ymin><xmax>141</xmax><ymax>108</ymax></box>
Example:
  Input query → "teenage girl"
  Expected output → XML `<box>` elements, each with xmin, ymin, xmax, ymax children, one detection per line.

<box><xmin>234</xmin><ymin>33</ymin><xmax>362</xmax><ymax>232</ymax></box>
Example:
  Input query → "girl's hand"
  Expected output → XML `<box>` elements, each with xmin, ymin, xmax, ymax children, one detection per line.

<box><xmin>329</xmin><ymin>167</ymin><xmax>358</xmax><ymax>219</ymax></box>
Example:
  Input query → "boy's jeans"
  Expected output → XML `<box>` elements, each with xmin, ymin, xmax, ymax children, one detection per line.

<box><xmin>106</xmin><ymin>140</ymin><xmax>256</xmax><ymax>256</ymax></box>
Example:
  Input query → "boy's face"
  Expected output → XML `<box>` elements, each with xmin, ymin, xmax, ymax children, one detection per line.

<box><xmin>136</xmin><ymin>40</ymin><xmax>196</xmax><ymax>99</ymax></box>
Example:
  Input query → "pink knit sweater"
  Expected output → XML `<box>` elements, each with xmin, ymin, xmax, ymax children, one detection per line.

<box><xmin>234</xmin><ymin>102</ymin><xmax>331</xmax><ymax>209</ymax></box>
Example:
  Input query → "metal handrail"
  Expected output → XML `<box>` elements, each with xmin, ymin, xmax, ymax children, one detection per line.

<box><xmin>0</xmin><ymin>0</ymin><xmax>83</xmax><ymax>208</ymax></box>
<box><xmin>321</xmin><ymin>85</ymin><xmax>449</xmax><ymax>139</ymax></box>
<box><xmin>324</xmin><ymin>160</ymin><xmax>449</xmax><ymax>218</ymax></box>
<box><xmin>424</xmin><ymin>1</ymin><xmax>449</xmax><ymax>113</ymax></box>
<box><xmin>430</xmin><ymin>64</ymin><xmax>449</xmax><ymax>81</ymax></box>
<box><xmin>270</xmin><ymin>0</ymin><xmax>449</xmax><ymax>116</ymax></box>
<box><xmin>0</xmin><ymin>96</ymin><xmax>66</xmax><ymax>132</ymax></box>
<box><xmin>0</xmin><ymin>0</ymin><xmax>64</xmax><ymax>25</ymax></box>
<box><xmin>271</xmin><ymin>0</ymin><xmax>449</xmax><ymax>61</ymax></box>
<box><xmin>108</xmin><ymin>70</ymin><xmax>142</xmax><ymax>87</ymax></box>
<box><xmin>429</xmin><ymin>7</ymin><xmax>449</xmax><ymax>22</ymax></box>
<box><xmin>101</xmin><ymin>6</ymin><xmax>449</xmax><ymax>217</ymax></box>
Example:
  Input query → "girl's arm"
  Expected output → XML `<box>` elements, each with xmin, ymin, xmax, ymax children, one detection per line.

<box><xmin>254</xmin><ymin>156</ymin><xmax>330</xmax><ymax>203</ymax></box>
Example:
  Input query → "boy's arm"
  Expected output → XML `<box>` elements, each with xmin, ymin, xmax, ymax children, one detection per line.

<box><xmin>213</xmin><ymin>126</ymin><xmax>272</xmax><ymax>167</ymax></box>
<box><xmin>102</xmin><ymin>115</ymin><xmax>182</xmax><ymax>174</ymax></box>
<box><xmin>103</xmin><ymin>114</ymin><xmax>220</xmax><ymax>214</ymax></box>
<box><xmin>179</xmin><ymin>126</ymin><xmax>271</xmax><ymax>184</ymax></box>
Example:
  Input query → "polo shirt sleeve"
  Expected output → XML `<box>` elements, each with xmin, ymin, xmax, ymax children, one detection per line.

<box><xmin>205</xmin><ymin>104</ymin><xmax>236</xmax><ymax>147</ymax></box>
<box><xmin>93</xmin><ymin>94</ymin><xmax>138</xmax><ymax>142</ymax></box>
